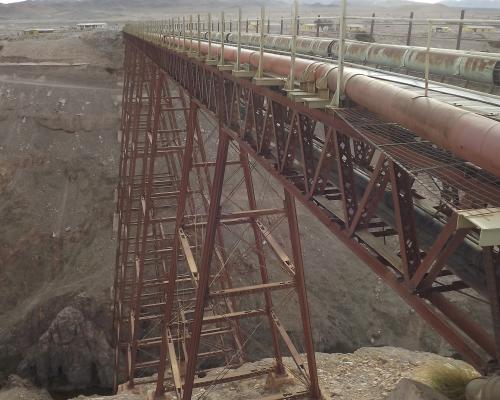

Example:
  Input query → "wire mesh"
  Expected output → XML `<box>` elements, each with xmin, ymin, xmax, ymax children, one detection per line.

<box><xmin>336</xmin><ymin>107</ymin><xmax>500</xmax><ymax>212</ymax></box>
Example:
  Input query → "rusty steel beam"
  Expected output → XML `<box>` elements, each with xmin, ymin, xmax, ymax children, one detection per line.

<box><xmin>182</xmin><ymin>127</ymin><xmax>230</xmax><ymax>400</ymax></box>
<box><xmin>142</xmin><ymin>34</ymin><xmax>499</xmax><ymax>370</ymax></box>
<box><xmin>114</xmin><ymin>40</ymin><xmax>321</xmax><ymax>398</ymax></box>
<box><xmin>161</xmin><ymin>35</ymin><xmax>500</xmax><ymax>177</ymax></box>
<box><xmin>114</xmin><ymin>27</ymin><xmax>500</xmax><ymax>400</ymax></box>
<box><xmin>284</xmin><ymin>189</ymin><xmax>321</xmax><ymax>398</ymax></box>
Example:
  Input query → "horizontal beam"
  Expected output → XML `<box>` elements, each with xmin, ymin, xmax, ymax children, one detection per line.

<box><xmin>209</xmin><ymin>281</ymin><xmax>295</xmax><ymax>298</ymax></box>
<box><xmin>193</xmin><ymin>366</ymin><xmax>273</xmax><ymax>388</ymax></box>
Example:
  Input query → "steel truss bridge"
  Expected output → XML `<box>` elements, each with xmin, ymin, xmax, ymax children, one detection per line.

<box><xmin>113</xmin><ymin>18</ymin><xmax>500</xmax><ymax>400</ymax></box>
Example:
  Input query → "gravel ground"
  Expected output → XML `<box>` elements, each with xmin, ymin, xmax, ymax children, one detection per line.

<box><xmin>65</xmin><ymin>347</ymin><xmax>470</xmax><ymax>400</ymax></box>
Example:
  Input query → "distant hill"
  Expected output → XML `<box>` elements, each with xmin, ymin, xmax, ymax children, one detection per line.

<box><xmin>0</xmin><ymin>0</ymin><xmax>498</xmax><ymax>23</ymax></box>
<box><xmin>440</xmin><ymin>0</ymin><xmax>500</xmax><ymax>8</ymax></box>
<box><xmin>299</xmin><ymin>0</ymin><xmax>427</xmax><ymax>5</ymax></box>
<box><xmin>300</xmin><ymin>0</ymin><xmax>500</xmax><ymax>6</ymax></box>
<box><xmin>0</xmin><ymin>0</ymin><xmax>282</xmax><ymax>22</ymax></box>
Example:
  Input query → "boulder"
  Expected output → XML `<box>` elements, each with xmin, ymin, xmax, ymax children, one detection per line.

<box><xmin>0</xmin><ymin>374</ymin><xmax>54</xmax><ymax>400</ymax></box>
<box><xmin>17</xmin><ymin>306</ymin><xmax>113</xmax><ymax>391</ymax></box>
<box><xmin>388</xmin><ymin>378</ymin><xmax>450</xmax><ymax>400</ymax></box>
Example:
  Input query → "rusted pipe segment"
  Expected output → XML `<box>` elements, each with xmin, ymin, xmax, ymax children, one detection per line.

<box><xmin>222</xmin><ymin>31</ymin><xmax>500</xmax><ymax>84</ymax></box>
<box><xmin>344</xmin><ymin>75</ymin><xmax>500</xmax><ymax>177</ymax></box>
<box><xmin>160</xmin><ymin>36</ymin><xmax>500</xmax><ymax>178</ymax></box>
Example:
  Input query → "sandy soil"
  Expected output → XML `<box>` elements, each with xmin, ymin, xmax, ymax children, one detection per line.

<box><xmin>0</xmin><ymin>30</ymin><xmax>123</xmax><ymax>385</ymax></box>
<box><xmin>66</xmin><ymin>347</ymin><xmax>472</xmax><ymax>400</ymax></box>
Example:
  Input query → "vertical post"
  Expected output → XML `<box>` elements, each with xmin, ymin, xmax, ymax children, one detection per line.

<box><xmin>154</xmin><ymin>100</ymin><xmax>198</xmax><ymax>398</ymax></box>
<box><xmin>182</xmin><ymin>16</ymin><xmax>186</xmax><ymax>50</ymax></box>
<box><xmin>158</xmin><ymin>20</ymin><xmax>161</xmax><ymax>45</ymax></box>
<box><xmin>189</xmin><ymin>14</ymin><xmax>193</xmax><ymax>53</ymax></box>
<box><xmin>128</xmin><ymin>58</ymin><xmax>162</xmax><ymax>390</ymax></box>
<box><xmin>370</xmin><ymin>12</ymin><xmax>375</xmax><ymax>38</ymax></box>
<box><xmin>165</xmin><ymin>19</ymin><xmax>169</xmax><ymax>47</ymax></box>
<box><xmin>171</xmin><ymin>17</ymin><xmax>175</xmax><ymax>48</ymax></box>
<box><xmin>170</xmin><ymin>18</ymin><xmax>173</xmax><ymax>45</ymax></box>
<box><xmin>297</xmin><ymin>15</ymin><xmax>300</xmax><ymax>35</ymax></box>
<box><xmin>220</xmin><ymin>11</ymin><xmax>225</xmax><ymax>66</ymax></box>
<box><xmin>316</xmin><ymin>14</ymin><xmax>320</xmax><ymax>37</ymax></box>
<box><xmin>208</xmin><ymin>13</ymin><xmax>212</xmax><ymax>61</ymax></box>
<box><xmin>333</xmin><ymin>0</ymin><xmax>346</xmax><ymax>107</ymax></box>
<box><xmin>171</xmin><ymin>18</ymin><xmax>175</xmax><ymax>48</ymax></box>
<box><xmin>246</xmin><ymin>18</ymin><xmax>249</xmax><ymax>33</ymax></box>
<box><xmin>406</xmin><ymin>11</ymin><xmax>414</xmax><ymax>46</ymax></box>
<box><xmin>287</xmin><ymin>0</ymin><xmax>298</xmax><ymax>91</ymax></box>
<box><xmin>484</xmin><ymin>247</ymin><xmax>500</xmax><ymax>363</ymax></box>
<box><xmin>257</xmin><ymin>6</ymin><xmax>265</xmax><ymax>78</ymax></box>
<box><xmin>280</xmin><ymin>16</ymin><xmax>284</xmax><ymax>35</ymax></box>
<box><xmin>197</xmin><ymin>14</ymin><xmax>201</xmax><ymax>56</ymax></box>
<box><xmin>218</xmin><ymin>20</ymin><xmax>220</xmax><ymax>32</ymax></box>
<box><xmin>425</xmin><ymin>20</ymin><xmax>432</xmax><ymax>97</ymax></box>
<box><xmin>181</xmin><ymin>129</ymin><xmax>231</xmax><ymax>400</ymax></box>
<box><xmin>284</xmin><ymin>189</ymin><xmax>321</xmax><ymax>399</ymax></box>
<box><xmin>161</xmin><ymin>20</ymin><xmax>165</xmax><ymax>46</ymax></box>
<box><xmin>177</xmin><ymin>17</ymin><xmax>181</xmax><ymax>49</ymax></box>
<box><xmin>240</xmin><ymin>150</ymin><xmax>285</xmax><ymax>375</ymax></box>
<box><xmin>456</xmin><ymin>9</ymin><xmax>465</xmax><ymax>50</ymax></box>
<box><xmin>235</xmin><ymin>7</ymin><xmax>242</xmax><ymax>71</ymax></box>
<box><xmin>256</xmin><ymin>18</ymin><xmax>259</xmax><ymax>34</ymax></box>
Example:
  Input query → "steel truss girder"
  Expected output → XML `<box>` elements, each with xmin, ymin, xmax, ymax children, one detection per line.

<box><xmin>123</xmin><ymin>32</ymin><xmax>500</xmax><ymax>377</ymax></box>
<box><xmin>113</xmin><ymin>39</ymin><xmax>325</xmax><ymax>400</ymax></box>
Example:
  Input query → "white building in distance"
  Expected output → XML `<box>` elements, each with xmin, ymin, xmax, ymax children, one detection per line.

<box><xmin>77</xmin><ymin>22</ymin><xmax>108</xmax><ymax>30</ymax></box>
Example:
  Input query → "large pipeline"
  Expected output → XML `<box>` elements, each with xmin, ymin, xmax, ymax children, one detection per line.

<box><xmin>160</xmin><ymin>36</ymin><xmax>500</xmax><ymax>178</ymax></box>
<box><xmin>221</xmin><ymin>32</ymin><xmax>500</xmax><ymax>86</ymax></box>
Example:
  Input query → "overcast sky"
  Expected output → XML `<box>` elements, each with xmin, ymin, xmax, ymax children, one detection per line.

<box><xmin>0</xmin><ymin>0</ymin><xmax>442</xmax><ymax>3</ymax></box>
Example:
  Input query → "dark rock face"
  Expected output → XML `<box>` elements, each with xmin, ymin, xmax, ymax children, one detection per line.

<box><xmin>18</xmin><ymin>306</ymin><xmax>113</xmax><ymax>391</ymax></box>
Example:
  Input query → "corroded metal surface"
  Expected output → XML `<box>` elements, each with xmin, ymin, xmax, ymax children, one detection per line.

<box><xmin>204</xmin><ymin>31</ymin><xmax>500</xmax><ymax>84</ymax></box>
<box><xmin>113</xmin><ymin>25</ymin><xmax>500</xmax><ymax>400</ymax></box>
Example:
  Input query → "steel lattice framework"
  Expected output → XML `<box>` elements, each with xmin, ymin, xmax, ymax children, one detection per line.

<box><xmin>113</xmin><ymin>27</ymin><xmax>500</xmax><ymax>400</ymax></box>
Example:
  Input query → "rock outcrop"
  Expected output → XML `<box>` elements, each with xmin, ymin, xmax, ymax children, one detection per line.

<box><xmin>388</xmin><ymin>379</ymin><xmax>450</xmax><ymax>400</ymax></box>
<box><xmin>70</xmin><ymin>347</ymin><xmax>471</xmax><ymax>400</ymax></box>
<box><xmin>0</xmin><ymin>375</ymin><xmax>53</xmax><ymax>400</ymax></box>
<box><xmin>18</xmin><ymin>306</ymin><xmax>113</xmax><ymax>391</ymax></box>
